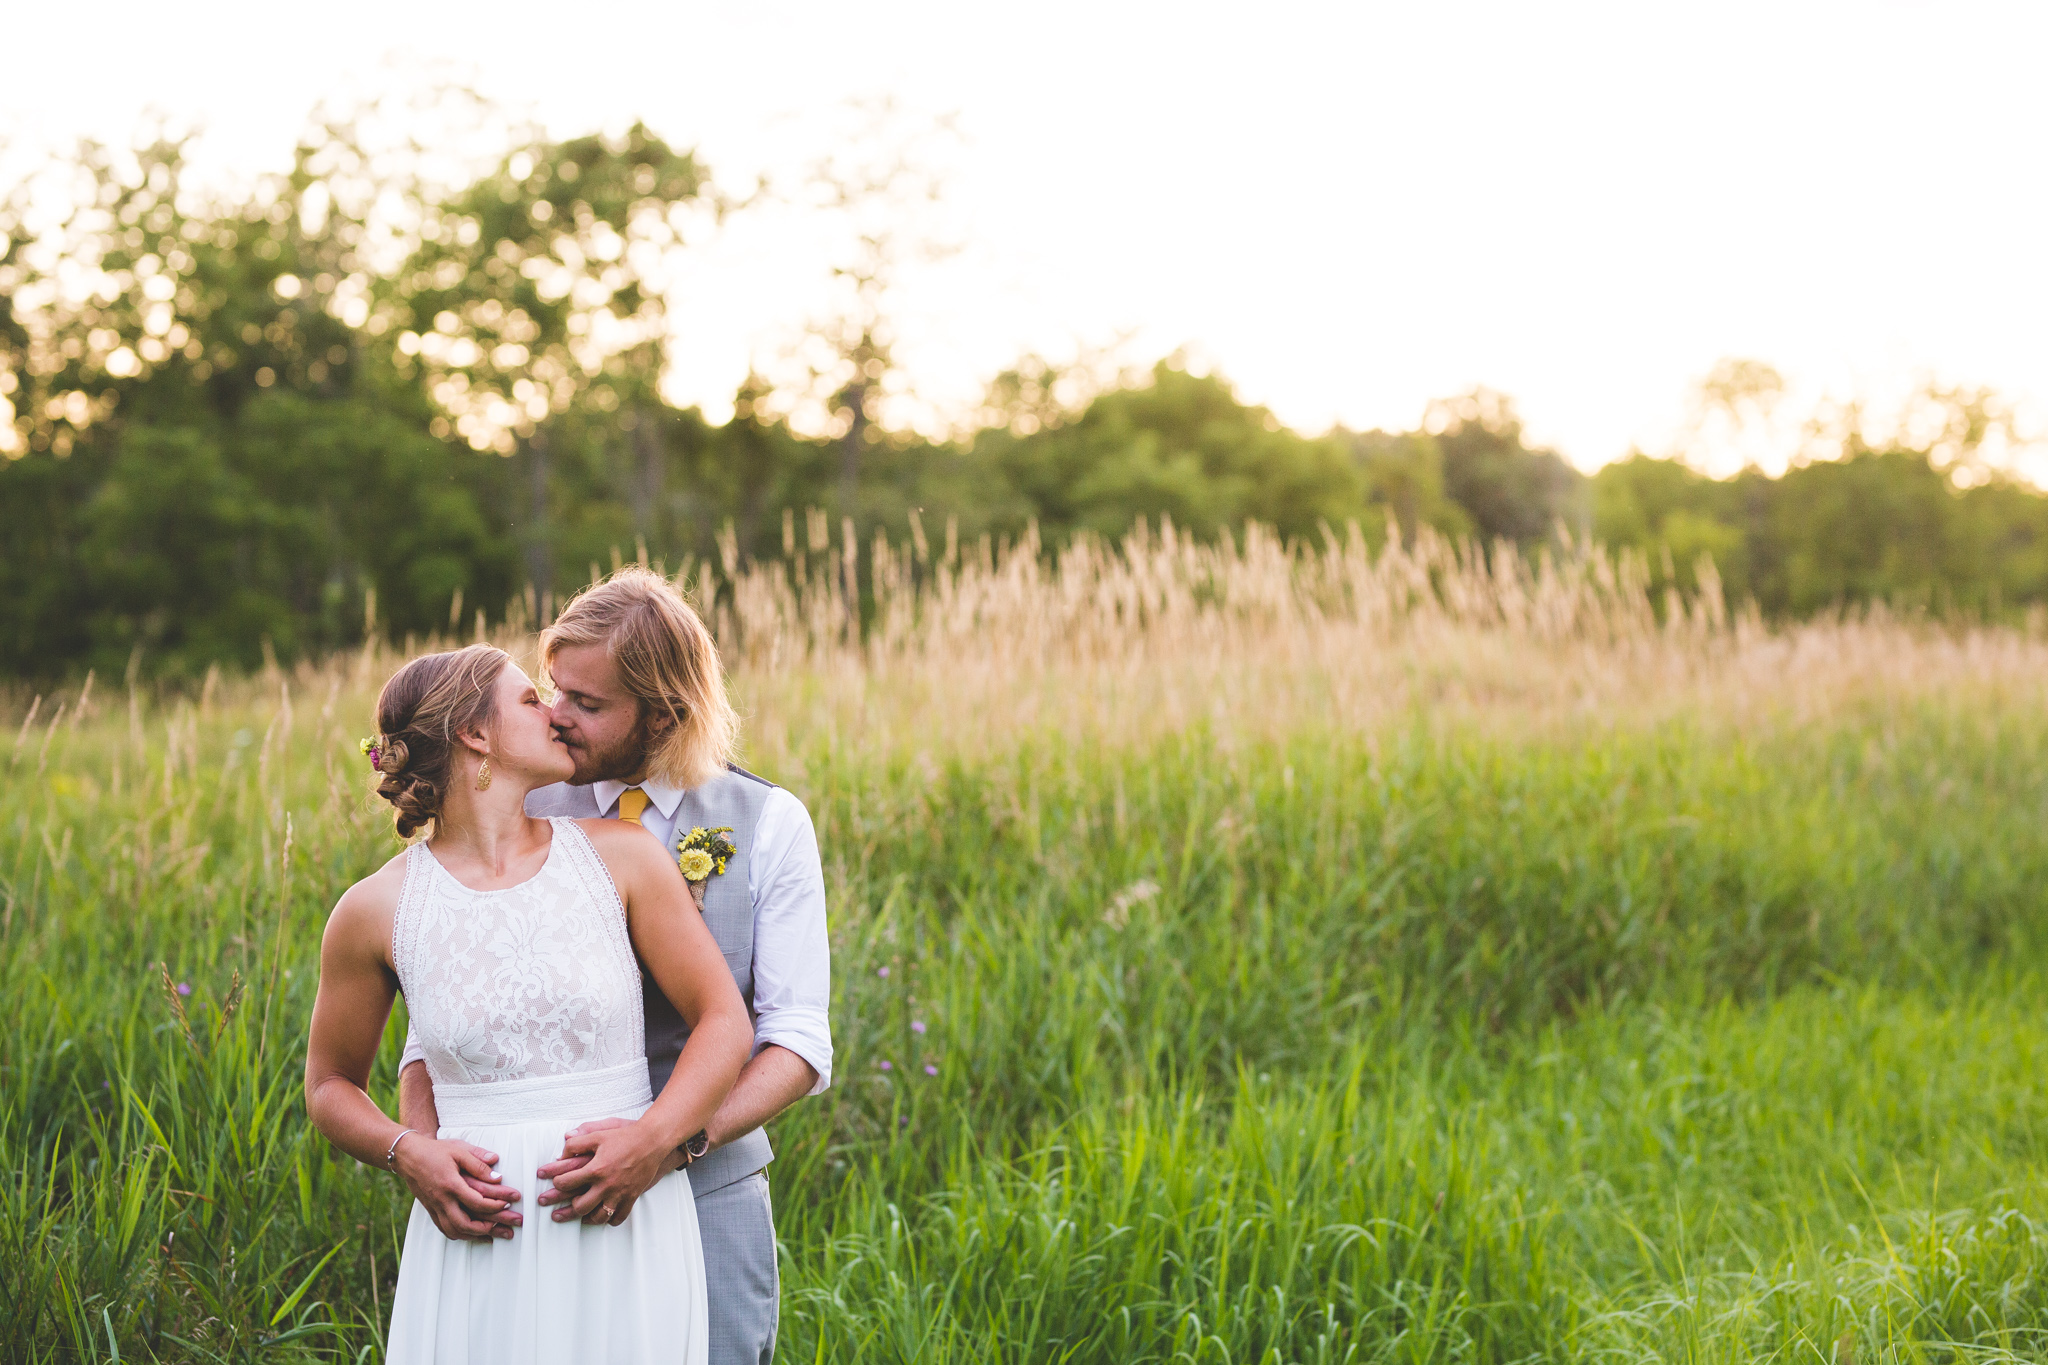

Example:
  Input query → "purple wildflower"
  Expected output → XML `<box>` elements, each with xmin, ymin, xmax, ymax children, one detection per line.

<box><xmin>924</xmin><ymin>1064</ymin><xmax>938</xmax><ymax>1076</ymax></box>
<box><xmin>176</xmin><ymin>982</ymin><xmax>192</xmax><ymax>996</ymax></box>
<box><xmin>877</xmin><ymin>966</ymin><xmax>889</xmax><ymax>978</ymax></box>
<box><xmin>911</xmin><ymin>1019</ymin><xmax>926</xmax><ymax>1034</ymax></box>
<box><xmin>878</xmin><ymin>1059</ymin><xmax>893</xmax><ymax>1071</ymax></box>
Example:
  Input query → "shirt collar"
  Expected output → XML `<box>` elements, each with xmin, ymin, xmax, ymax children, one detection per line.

<box><xmin>591</xmin><ymin>778</ymin><xmax>684</xmax><ymax>820</ymax></box>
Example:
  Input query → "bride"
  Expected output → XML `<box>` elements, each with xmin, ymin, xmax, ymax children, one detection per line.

<box><xmin>305</xmin><ymin>643</ymin><xmax>751</xmax><ymax>1364</ymax></box>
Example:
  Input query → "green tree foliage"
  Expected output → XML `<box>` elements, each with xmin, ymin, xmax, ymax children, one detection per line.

<box><xmin>1428</xmin><ymin>389</ymin><xmax>1588</xmax><ymax>547</ymax></box>
<box><xmin>1347</xmin><ymin>429</ymin><xmax>1473</xmax><ymax>544</ymax></box>
<box><xmin>5</xmin><ymin>116</ymin><xmax>2048</xmax><ymax>681</ymax></box>
<box><xmin>1594</xmin><ymin>409</ymin><xmax>2048</xmax><ymax>618</ymax></box>
<box><xmin>1592</xmin><ymin>455</ymin><xmax>1750</xmax><ymax>596</ymax></box>
<box><xmin>968</xmin><ymin>362</ymin><xmax>1365</xmax><ymax>544</ymax></box>
<box><xmin>0</xmin><ymin>130</ymin><xmax>520</xmax><ymax>674</ymax></box>
<box><xmin>378</xmin><ymin>122</ymin><xmax>709</xmax><ymax>593</ymax></box>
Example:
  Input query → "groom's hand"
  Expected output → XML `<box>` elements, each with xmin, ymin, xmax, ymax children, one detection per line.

<box><xmin>536</xmin><ymin>1116</ymin><xmax>688</xmax><ymax>1185</ymax></box>
<box><xmin>535</xmin><ymin>1118</ymin><xmax>670</xmax><ymax>1226</ymax></box>
<box><xmin>394</xmin><ymin>1137</ymin><xmax>523</xmax><ymax>1241</ymax></box>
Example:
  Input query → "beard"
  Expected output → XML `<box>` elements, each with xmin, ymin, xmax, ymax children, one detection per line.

<box><xmin>562</xmin><ymin>717</ymin><xmax>655</xmax><ymax>786</ymax></box>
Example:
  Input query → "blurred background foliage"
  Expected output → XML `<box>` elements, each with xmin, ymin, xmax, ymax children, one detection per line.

<box><xmin>4</xmin><ymin>103</ymin><xmax>2047</xmax><ymax>680</ymax></box>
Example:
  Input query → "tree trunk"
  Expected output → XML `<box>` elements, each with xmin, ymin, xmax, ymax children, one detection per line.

<box><xmin>525</xmin><ymin>428</ymin><xmax>552</xmax><ymax>602</ymax></box>
<box><xmin>630</xmin><ymin>409</ymin><xmax>663</xmax><ymax>544</ymax></box>
<box><xmin>839</xmin><ymin>378</ymin><xmax>867</xmax><ymax>525</ymax></box>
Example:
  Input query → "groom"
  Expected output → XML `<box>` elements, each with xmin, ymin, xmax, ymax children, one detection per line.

<box><xmin>397</xmin><ymin>567</ymin><xmax>832</xmax><ymax>1365</ymax></box>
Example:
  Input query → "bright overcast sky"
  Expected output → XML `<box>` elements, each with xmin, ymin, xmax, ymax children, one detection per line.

<box><xmin>5</xmin><ymin>0</ymin><xmax>2045</xmax><ymax>473</ymax></box>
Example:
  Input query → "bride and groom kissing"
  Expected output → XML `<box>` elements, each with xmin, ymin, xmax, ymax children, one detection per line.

<box><xmin>305</xmin><ymin>568</ymin><xmax>831</xmax><ymax>1365</ymax></box>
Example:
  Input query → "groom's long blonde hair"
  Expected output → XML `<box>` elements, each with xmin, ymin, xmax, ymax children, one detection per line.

<box><xmin>541</xmin><ymin>568</ymin><xmax>739</xmax><ymax>789</ymax></box>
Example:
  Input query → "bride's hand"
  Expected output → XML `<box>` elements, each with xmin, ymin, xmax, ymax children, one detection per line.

<box><xmin>393</xmin><ymin>1136</ymin><xmax>523</xmax><ymax>1241</ymax></box>
<box><xmin>536</xmin><ymin>1117</ymin><xmax>672</xmax><ymax>1226</ymax></box>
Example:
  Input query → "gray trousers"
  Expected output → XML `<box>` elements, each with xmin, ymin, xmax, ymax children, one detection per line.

<box><xmin>697</xmin><ymin>1172</ymin><xmax>778</xmax><ymax>1365</ymax></box>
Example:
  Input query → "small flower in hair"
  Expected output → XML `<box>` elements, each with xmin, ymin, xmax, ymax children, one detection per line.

<box><xmin>358</xmin><ymin>736</ymin><xmax>383</xmax><ymax>768</ymax></box>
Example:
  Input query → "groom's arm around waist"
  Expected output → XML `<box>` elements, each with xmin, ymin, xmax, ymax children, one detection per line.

<box><xmin>694</xmin><ymin>786</ymin><xmax>832</xmax><ymax>1158</ymax></box>
<box><xmin>402</xmin><ymin>784</ymin><xmax>834</xmax><ymax>1144</ymax></box>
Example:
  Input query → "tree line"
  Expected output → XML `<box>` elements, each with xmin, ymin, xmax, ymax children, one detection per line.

<box><xmin>4</xmin><ymin>111</ymin><xmax>2046</xmax><ymax>680</ymax></box>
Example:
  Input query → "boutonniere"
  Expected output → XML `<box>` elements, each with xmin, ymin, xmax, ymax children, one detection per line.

<box><xmin>676</xmin><ymin>826</ymin><xmax>736</xmax><ymax>887</ymax></box>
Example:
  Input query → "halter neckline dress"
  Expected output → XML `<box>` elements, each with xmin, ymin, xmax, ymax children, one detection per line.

<box><xmin>384</xmin><ymin>817</ymin><xmax>707</xmax><ymax>1365</ymax></box>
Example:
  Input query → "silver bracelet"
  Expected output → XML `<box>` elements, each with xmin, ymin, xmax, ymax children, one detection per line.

<box><xmin>385</xmin><ymin>1127</ymin><xmax>416</xmax><ymax>1170</ymax></box>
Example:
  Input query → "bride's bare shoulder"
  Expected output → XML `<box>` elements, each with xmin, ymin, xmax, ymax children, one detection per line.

<box><xmin>570</xmin><ymin>818</ymin><xmax>673</xmax><ymax>875</ymax></box>
<box><xmin>571</xmin><ymin>816</ymin><xmax>643</xmax><ymax>848</ymax></box>
<box><xmin>325</xmin><ymin>847</ymin><xmax>412</xmax><ymax>940</ymax></box>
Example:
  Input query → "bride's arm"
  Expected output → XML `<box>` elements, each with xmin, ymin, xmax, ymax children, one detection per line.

<box><xmin>304</xmin><ymin>869</ymin><xmax>523</xmax><ymax>1240</ymax></box>
<box><xmin>542</xmin><ymin>821</ymin><xmax>751</xmax><ymax>1226</ymax></box>
<box><xmin>304</xmin><ymin>879</ymin><xmax>412</xmax><ymax>1163</ymax></box>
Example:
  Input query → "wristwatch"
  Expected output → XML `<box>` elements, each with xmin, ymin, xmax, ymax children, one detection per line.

<box><xmin>677</xmin><ymin>1129</ymin><xmax>711</xmax><ymax>1168</ymax></box>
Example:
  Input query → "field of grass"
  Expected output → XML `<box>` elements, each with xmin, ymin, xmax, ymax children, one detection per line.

<box><xmin>6</xmin><ymin>528</ymin><xmax>2048</xmax><ymax>1362</ymax></box>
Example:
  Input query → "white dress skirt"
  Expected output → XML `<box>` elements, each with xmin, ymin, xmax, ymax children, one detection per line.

<box><xmin>382</xmin><ymin>820</ymin><xmax>708</xmax><ymax>1365</ymax></box>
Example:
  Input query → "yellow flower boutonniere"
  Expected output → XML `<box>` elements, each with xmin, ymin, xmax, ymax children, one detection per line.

<box><xmin>676</xmin><ymin>825</ymin><xmax>736</xmax><ymax>893</ymax></box>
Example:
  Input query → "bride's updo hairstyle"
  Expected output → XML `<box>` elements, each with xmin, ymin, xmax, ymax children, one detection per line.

<box><xmin>370</xmin><ymin>643</ymin><xmax>513</xmax><ymax>838</ymax></box>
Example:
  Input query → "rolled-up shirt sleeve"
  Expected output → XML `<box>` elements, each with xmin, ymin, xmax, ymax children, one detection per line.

<box><xmin>748</xmin><ymin>787</ymin><xmax>833</xmax><ymax>1093</ymax></box>
<box><xmin>399</xmin><ymin>1021</ymin><xmax>426</xmax><ymax>1073</ymax></box>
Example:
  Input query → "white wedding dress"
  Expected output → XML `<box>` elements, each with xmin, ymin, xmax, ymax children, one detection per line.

<box><xmin>384</xmin><ymin>817</ymin><xmax>707</xmax><ymax>1365</ymax></box>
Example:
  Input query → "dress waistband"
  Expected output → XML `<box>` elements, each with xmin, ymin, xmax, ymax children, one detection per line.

<box><xmin>432</xmin><ymin>1059</ymin><xmax>654</xmax><ymax>1127</ymax></box>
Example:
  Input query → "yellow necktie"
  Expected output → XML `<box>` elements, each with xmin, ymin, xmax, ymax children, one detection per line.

<box><xmin>616</xmin><ymin>787</ymin><xmax>650</xmax><ymax>826</ymax></box>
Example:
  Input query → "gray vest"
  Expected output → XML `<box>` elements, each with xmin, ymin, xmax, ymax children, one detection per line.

<box><xmin>527</xmin><ymin>766</ymin><xmax>778</xmax><ymax>1195</ymax></box>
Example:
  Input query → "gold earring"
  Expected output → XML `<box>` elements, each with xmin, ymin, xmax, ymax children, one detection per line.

<box><xmin>476</xmin><ymin>757</ymin><xmax>493</xmax><ymax>791</ymax></box>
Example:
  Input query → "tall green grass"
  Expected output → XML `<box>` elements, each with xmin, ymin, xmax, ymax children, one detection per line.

<box><xmin>4</xmin><ymin>616</ymin><xmax>2047</xmax><ymax>1361</ymax></box>
<box><xmin>791</xmin><ymin>987</ymin><xmax>2048</xmax><ymax>1363</ymax></box>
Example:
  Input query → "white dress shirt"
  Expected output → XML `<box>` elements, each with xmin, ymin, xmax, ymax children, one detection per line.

<box><xmin>400</xmin><ymin>778</ymin><xmax>833</xmax><ymax>1094</ymax></box>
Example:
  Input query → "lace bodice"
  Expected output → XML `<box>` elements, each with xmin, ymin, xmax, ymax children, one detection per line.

<box><xmin>392</xmin><ymin>818</ymin><xmax>645</xmax><ymax>1088</ymax></box>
